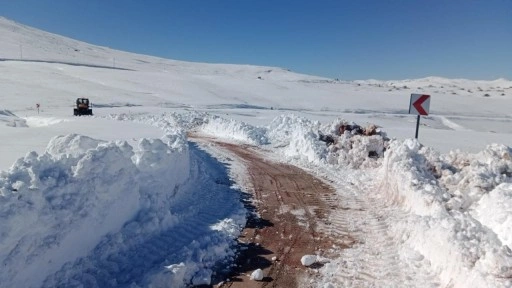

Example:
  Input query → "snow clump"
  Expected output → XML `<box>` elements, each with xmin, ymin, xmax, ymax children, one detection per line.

<box><xmin>301</xmin><ymin>255</ymin><xmax>318</xmax><ymax>267</ymax></box>
<box><xmin>250</xmin><ymin>268</ymin><xmax>264</xmax><ymax>281</ymax></box>
<box><xmin>267</xmin><ymin>114</ymin><xmax>326</xmax><ymax>164</ymax></box>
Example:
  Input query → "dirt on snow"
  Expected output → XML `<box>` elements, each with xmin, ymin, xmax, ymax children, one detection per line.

<box><xmin>194</xmin><ymin>139</ymin><xmax>354</xmax><ymax>288</ymax></box>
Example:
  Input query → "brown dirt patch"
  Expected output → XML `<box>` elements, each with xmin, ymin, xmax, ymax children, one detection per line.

<box><xmin>193</xmin><ymin>139</ymin><xmax>352</xmax><ymax>288</ymax></box>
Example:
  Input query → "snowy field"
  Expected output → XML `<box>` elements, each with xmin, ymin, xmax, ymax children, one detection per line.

<box><xmin>1</xmin><ymin>17</ymin><xmax>512</xmax><ymax>287</ymax></box>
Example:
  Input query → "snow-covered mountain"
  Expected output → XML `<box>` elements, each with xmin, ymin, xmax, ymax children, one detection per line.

<box><xmin>1</xmin><ymin>16</ymin><xmax>512</xmax><ymax>288</ymax></box>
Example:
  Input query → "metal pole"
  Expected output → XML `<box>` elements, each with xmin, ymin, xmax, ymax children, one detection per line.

<box><xmin>415</xmin><ymin>115</ymin><xmax>420</xmax><ymax>139</ymax></box>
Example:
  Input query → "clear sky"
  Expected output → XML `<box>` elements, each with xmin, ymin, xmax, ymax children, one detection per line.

<box><xmin>1</xmin><ymin>0</ymin><xmax>511</xmax><ymax>80</ymax></box>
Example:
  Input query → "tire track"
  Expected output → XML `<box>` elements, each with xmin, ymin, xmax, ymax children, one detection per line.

<box><xmin>191</xmin><ymin>137</ymin><xmax>439</xmax><ymax>287</ymax></box>
<box><xmin>196</xmin><ymin>141</ymin><xmax>344</xmax><ymax>288</ymax></box>
<box><xmin>308</xmin><ymin>169</ymin><xmax>440</xmax><ymax>288</ymax></box>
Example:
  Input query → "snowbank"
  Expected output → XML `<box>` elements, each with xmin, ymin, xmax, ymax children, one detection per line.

<box><xmin>109</xmin><ymin>111</ymin><xmax>208</xmax><ymax>136</ymax></box>
<box><xmin>0</xmin><ymin>134</ymin><xmax>141</xmax><ymax>287</ymax></box>
<box><xmin>0</xmin><ymin>127</ymin><xmax>246</xmax><ymax>288</ymax></box>
<box><xmin>196</xmin><ymin>113</ymin><xmax>389</xmax><ymax>168</ymax></box>
<box><xmin>267</xmin><ymin>114</ymin><xmax>326</xmax><ymax>164</ymax></box>
<box><xmin>201</xmin><ymin>115</ymin><xmax>269</xmax><ymax>145</ymax></box>
<box><xmin>379</xmin><ymin>139</ymin><xmax>512</xmax><ymax>287</ymax></box>
<box><xmin>473</xmin><ymin>183</ymin><xmax>512</xmax><ymax>247</ymax></box>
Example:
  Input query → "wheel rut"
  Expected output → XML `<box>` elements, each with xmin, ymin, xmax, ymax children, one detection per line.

<box><xmin>191</xmin><ymin>139</ymin><xmax>351</xmax><ymax>288</ymax></box>
<box><xmin>191</xmin><ymin>136</ymin><xmax>439</xmax><ymax>287</ymax></box>
<box><xmin>310</xmin><ymin>172</ymin><xmax>440</xmax><ymax>287</ymax></box>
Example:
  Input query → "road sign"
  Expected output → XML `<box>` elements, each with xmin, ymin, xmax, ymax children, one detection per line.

<box><xmin>409</xmin><ymin>94</ymin><xmax>430</xmax><ymax>116</ymax></box>
<box><xmin>409</xmin><ymin>94</ymin><xmax>431</xmax><ymax>139</ymax></box>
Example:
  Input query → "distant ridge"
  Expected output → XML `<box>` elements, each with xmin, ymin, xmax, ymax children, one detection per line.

<box><xmin>4</xmin><ymin>16</ymin><xmax>509</xmax><ymax>84</ymax></box>
<box><xmin>0</xmin><ymin>16</ymin><xmax>313</xmax><ymax>78</ymax></box>
<box><xmin>0</xmin><ymin>58</ymin><xmax>134</xmax><ymax>70</ymax></box>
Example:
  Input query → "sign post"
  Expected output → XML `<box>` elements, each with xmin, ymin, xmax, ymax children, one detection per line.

<box><xmin>409</xmin><ymin>94</ymin><xmax>430</xmax><ymax>139</ymax></box>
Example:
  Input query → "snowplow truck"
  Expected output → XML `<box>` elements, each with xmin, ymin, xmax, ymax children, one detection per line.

<box><xmin>74</xmin><ymin>98</ymin><xmax>93</xmax><ymax>116</ymax></box>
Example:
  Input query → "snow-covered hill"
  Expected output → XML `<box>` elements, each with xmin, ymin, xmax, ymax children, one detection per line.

<box><xmin>1</xmin><ymin>16</ymin><xmax>511</xmax><ymax>117</ymax></box>
<box><xmin>2</xmin><ymin>15</ymin><xmax>512</xmax><ymax>156</ymax></box>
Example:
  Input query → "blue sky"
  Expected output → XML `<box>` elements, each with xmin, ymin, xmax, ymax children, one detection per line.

<box><xmin>1</xmin><ymin>0</ymin><xmax>511</xmax><ymax>80</ymax></box>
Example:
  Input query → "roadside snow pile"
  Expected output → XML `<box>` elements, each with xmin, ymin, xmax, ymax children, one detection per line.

<box><xmin>195</xmin><ymin>113</ymin><xmax>388</xmax><ymax>168</ymax></box>
<box><xmin>440</xmin><ymin>143</ymin><xmax>512</xmax><ymax>252</ymax></box>
<box><xmin>0</xmin><ymin>129</ymin><xmax>246</xmax><ymax>288</ymax></box>
<box><xmin>139</xmin><ymin>143</ymin><xmax>246</xmax><ymax>288</ymax></box>
<box><xmin>201</xmin><ymin>115</ymin><xmax>269</xmax><ymax>145</ymax></box>
<box><xmin>109</xmin><ymin>111</ymin><xmax>208</xmax><ymax>135</ymax></box>
<box><xmin>0</xmin><ymin>134</ymin><xmax>141</xmax><ymax>288</ymax></box>
<box><xmin>113</xmin><ymin>111</ymin><xmax>268</xmax><ymax>146</ymax></box>
<box><xmin>115</xmin><ymin>112</ymin><xmax>387</xmax><ymax>169</ymax></box>
<box><xmin>267</xmin><ymin>114</ymin><xmax>326</xmax><ymax>164</ymax></box>
<box><xmin>441</xmin><ymin>144</ymin><xmax>512</xmax><ymax>211</ymax></box>
<box><xmin>327</xmin><ymin>133</ymin><xmax>387</xmax><ymax>168</ymax></box>
<box><xmin>472</xmin><ymin>183</ymin><xmax>512</xmax><ymax>247</ymax></box>
<box><xmin>321</xmin><ymin>118</ymin><xmax>388</xmax><ymax>168</ymax></box>
<box><xmin>380</xmin><ymin>139</ymin><xmax>512</xmax><ymax>287</ymax></box>
<box><xmin>266</xmin><ymin>115</ymin><xmax>388</xmax><ymax>167</ymax></box>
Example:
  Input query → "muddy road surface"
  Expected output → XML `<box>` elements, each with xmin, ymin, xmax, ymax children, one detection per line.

<box><xmin>193</xmin><ymin>139</ymin><xmax>353</xmax><ymax>288</ymax></box>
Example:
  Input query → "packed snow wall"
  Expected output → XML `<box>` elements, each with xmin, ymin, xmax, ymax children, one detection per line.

<box><xmin>379</xmin><ymin>139</ymin><xmax>512</xmax><ymax>287</ymax></box>
<box><xmin>0</xmin><ymin>133</ymin><xmax>190</xmax><ymax>287</ymax></box>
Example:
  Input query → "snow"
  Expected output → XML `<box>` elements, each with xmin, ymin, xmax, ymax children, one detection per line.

<box><xmin>1</xmin><ymin>16</ymin><xmax>512</xmax><ymax>287</ymax></box>
<box><xmin>250</xmin><ymin>268</ymin><xmax>264</xmax><ymax>281</ymax></box>
<box><xmin>301</xmin><ymin>255</ymin><xmax>318</xmax><ymax>267</ymax></box>
<box><xmin>473</xmin><ymin>183</ymin><xmax>512</xmax><ymax>247</ymax></box>
<box><xmin>378</xmin><ymin>139</ymin><xmax>512</xmax><ymax>286</ymax></box>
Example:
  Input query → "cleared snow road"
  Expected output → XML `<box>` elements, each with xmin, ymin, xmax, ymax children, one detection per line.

<box><xmin>193</xmin><ymin>137</ymin><xmax>441</xmax><ymax>288</ymax></box>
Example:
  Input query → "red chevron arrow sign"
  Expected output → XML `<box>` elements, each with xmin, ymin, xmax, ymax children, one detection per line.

<box><xmin>409</xmin><ymin>94</ymin><xmax>430</xmax><ymax>116</ymax></box>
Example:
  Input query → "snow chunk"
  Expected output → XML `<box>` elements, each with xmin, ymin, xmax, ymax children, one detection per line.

<box><xmin>301</xmin><ymin>254</ymin><xmax>317</xmax><ymax>266</ymax></box>
<box><xmin>211</xmin><ymin>217</ymin><xmax>244</xmax><ymax>238</ymax></box>
<box><xmin>165</xmin><ymin>262</ymin><xmax>186</xmax><ymax>274</ymax></box>
<box><xmin>267</xmin><ymin>114</ymin><xmax>325</xmax><ymax>164</ymax></box>
<box><xmin>250</xmin><ymin>268</ymin><xmax>264</xmax><ymax>281</ymax></box>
